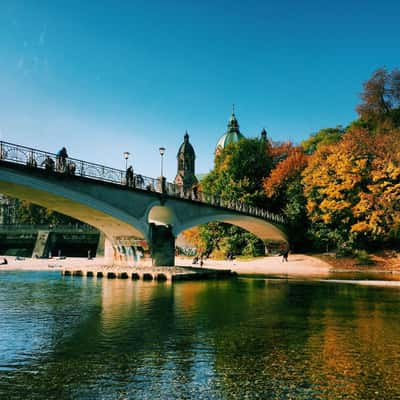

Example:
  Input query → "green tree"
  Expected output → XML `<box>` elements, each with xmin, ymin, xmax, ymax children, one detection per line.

<box><xmin>201</xmin><ymin>138</ymin><xmax>273</xmax><ymax>208</ymax></box>
<box><xmin>11</xmin><ymin>198</ymin><xmax>86</xmax><ymax>226</ymax></box>
<box><xmin>198</xmin><ymin>138</ymin><xmax>273</xmax><ymax>257</ymax></box>
<box><xmin>301</xmin><ymin>127</ymin><xmax>344</xmax><ymax>154</ymax></box>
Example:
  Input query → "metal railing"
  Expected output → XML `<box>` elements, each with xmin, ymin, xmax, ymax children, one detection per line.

<box><xmin>0</xmin><ymin>224</ymin><xmax>98</xmax><ymax>233</ymax></box>
<box><xmin>0</xmin><ymin>140</ymin><xmax>285</xmax><ymax>225</ymax></box>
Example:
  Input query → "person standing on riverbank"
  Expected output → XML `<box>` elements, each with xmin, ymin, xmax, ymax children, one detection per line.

<box><xmin>282</xmin><ymin>248</ymin><xmax>289</xmax><ymax>262</ymax></box>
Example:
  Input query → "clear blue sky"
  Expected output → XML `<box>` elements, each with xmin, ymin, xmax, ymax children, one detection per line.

<box><xmin>0</xmin><ymin>0</ymin><xmax>399</xmax><ymax>180</ymax></box>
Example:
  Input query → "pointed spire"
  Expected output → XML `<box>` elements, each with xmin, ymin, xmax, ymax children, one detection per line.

<box><xmin>260</xmin><ymin>128</ymin><xmax>267</xmax><ymax>141</ymax></box>
<box><xmin>228</xmin><ymin>106</ymin><xmax>239</xmax><ymax>129</ymax></box>
<box><xmin>184</xmin><ymin>130</ymin><xmax>189</xmax><ymax>141</ymax></box>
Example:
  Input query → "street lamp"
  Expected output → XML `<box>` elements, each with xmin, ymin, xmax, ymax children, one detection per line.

<box><xmin>123</xmin><ymin>151</ymin><xmax>130</xmax><ymax>170</ymax></box>
<box><xmin>159</xmin><ymin>147</ymin><xmax>166</xmax><ymax>177</ymax></box>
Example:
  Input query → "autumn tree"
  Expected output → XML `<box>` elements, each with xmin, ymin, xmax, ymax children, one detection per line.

<box><xmin>357</xmin><ymin>67</ymin><xmax>400</xmax><ymax>127</ymax></box>
<box><xmin>270</xmin><ymin>141</ymin><xmax>294</xmax><ymax>165</ymax></box>
<box><xmin>264</xmin><ymin>147</ymin><xmax>309</xmax><ymax>250</ymax></box>
<box><xmin>302</xmin><ymin>126</ymin><xmax>400</xmax><ymax>250</ymax></box>
<box><xmin>351</xmin><ymin>131</ymin><xmax>400</xmax><ymax>247</ymax></box>
<box><xmin>264</xmin><ymin>147</ymin><xmax>308</xmax><ymax>202</ymax></box>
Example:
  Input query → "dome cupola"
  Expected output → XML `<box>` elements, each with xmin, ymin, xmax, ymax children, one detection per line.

<box><xmin>215</xmin><ymin>108</ymin><xmax>245</xmax><ymax>154</ymax></box>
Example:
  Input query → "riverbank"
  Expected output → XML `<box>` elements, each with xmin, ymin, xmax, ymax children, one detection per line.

<box><xmin>1</xmin><ymin>252</ymin><xmax>399</xmax><ymax>278</ymax></box>
<box><xmin>0</xmin><ymin>253</ymin><xmax>332</xmax><ymax>276</ymax></box>
<box><xmin>176</xmin><ymin>254</ymin><xmax>332</xmax><ymax>277</ymax></box>
<box><xmin>316</xmin><ymin>251</ymin><xmax>400</xmax><ymax>272</ymax></box>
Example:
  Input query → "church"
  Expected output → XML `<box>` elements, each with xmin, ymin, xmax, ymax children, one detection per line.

<box><xmin>173</xmin><ymin>111</ymin><xmax>267</xmax><ymax>192</ymax></box>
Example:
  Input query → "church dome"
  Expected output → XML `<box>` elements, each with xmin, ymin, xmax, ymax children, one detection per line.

<box><xmin>215</xmin><ymin>112</ymin><xmax>245</xmax><ymax>154</ymax></box>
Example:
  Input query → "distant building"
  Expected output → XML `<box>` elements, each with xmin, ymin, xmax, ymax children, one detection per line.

<box><xmin>174</xmin><ymin>131</ymin><xmax>198</xmax><ymax>193</ymax></box>
<box><xmin>215</xmin><ymin>111</ymin><xmax>245</xmax><ymax>155</ymax></box>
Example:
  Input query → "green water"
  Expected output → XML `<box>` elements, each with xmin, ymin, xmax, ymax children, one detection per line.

<box><xmin>1</xmin><ymin>271</ymin><xmax>400</xmax><ymax>399</ymax></box>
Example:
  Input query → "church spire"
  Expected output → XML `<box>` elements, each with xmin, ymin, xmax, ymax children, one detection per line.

<box><xmin>260</xmin><ymin>128</ymin><xmax>267</xmax><ymax>141</ymax></box>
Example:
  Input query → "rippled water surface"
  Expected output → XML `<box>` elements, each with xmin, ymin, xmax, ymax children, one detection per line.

<box><xmin>1</xmin><ymin>271</ymin><xmax>400</xmax><ymax>399</ymax></box>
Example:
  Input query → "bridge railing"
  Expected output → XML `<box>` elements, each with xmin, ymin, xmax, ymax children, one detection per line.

<box><xmin>0</xmin><ymin>140</ymin><xmax>160</xmax><ymax>188</ymax></box>
<box><xmin>167</xmin><ymin>187</ymin><xmax>286</xmax><ymax>224</ymax></box>
<box><xmin>0</xmin><ymin>140</ymin><xmax>285</xmax><ymax>225</ymax></box>
<box><xmin>0</xmin><ymin>224</ymin><xmax>98</xmax><ymax>233</ymax></box>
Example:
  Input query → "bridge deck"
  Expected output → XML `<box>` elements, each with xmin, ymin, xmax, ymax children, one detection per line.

<box><xmin>0</xmin><ymin>140</ymin><xmax>285</xmax><ymax>225</ymax></box>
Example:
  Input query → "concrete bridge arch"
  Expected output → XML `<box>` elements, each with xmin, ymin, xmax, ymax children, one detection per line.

<box><xmin>0</xmin><ymin>159</ymin><xmax>287</xmax><ymax>266</ymax></box>
<box><xmin>173</xmin><ymin>212</ymin><xmax>287</xmax><ymax>243</ymax></box>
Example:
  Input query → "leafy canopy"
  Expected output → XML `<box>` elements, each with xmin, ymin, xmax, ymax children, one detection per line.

<box><xmin>201</xmin><ymin>137</ymin><xmax>273</xmax><ymax>207</ymax></box>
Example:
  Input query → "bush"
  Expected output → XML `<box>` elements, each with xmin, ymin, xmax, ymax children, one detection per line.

<box><xmin>355</xmin><ymin>250</ymin><xmax>375</xmax><ymax>266</ymax></box>
<box><xmin>335</xmin><ymin>243</ymin><xmax>354</xmax><ymax>258</ymax></box>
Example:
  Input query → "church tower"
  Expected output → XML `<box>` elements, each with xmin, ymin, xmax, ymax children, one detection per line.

<box><xmin>174</xmin><ymin>131</ymin><xmax>198</xmax><ymax>192</ymax></box>
<box><xmin>260</xmin><ymin>128</ymin><xmax>267</xmax><ymax>141</ymax></box>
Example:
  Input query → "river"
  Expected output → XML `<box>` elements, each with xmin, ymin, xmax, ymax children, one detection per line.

<box><xmin>1</xmin><ymin>270</ymin><xmax>400</xmax><ymax>399</ymax></box>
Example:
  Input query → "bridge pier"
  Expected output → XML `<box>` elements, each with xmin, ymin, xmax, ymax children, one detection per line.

<box><xmin>149</xmin><ymin>223</ymin><xmax>175</xmax><ymax>266</ymax></box>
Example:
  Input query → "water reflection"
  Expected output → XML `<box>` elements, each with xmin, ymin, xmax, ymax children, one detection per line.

<box><xmin>1</xmin><ymin>272</ymin><xmax>400</xmax><ymax>399</ymax></box>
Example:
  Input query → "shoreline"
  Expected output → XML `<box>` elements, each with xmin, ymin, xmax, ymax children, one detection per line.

<box><xmin>176</xmin><ymin>254</ymin><xmax>333</xmax><ymax>277</ymax></box>
<box><xmin>1</xmin><ymin>253</ymin><xmax>399</xmax><ymax>279</ymax></box>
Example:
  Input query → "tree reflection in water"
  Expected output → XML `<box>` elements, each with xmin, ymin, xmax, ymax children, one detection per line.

<box><xmin>1</xmin><ymin>272</ymin><xmax>400</xmax><ymax>399</ymax></box>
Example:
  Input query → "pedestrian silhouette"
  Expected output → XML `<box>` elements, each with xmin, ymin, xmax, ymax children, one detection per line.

<box><xmin>126</xmin><ymin>166</ymin><xmax>134</xmax><ymax>187</ymax></box>
<box><xmin>56</xmin><ymin>147</ymin><xmax>68</xmax><ymax>172</ymax></box>
<box><xmin>282</xmin><ymin>249</ymin><xmax>289</xmax><ymax>262</ymax></box>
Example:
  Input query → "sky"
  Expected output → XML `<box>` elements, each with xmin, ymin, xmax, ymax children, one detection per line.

<box><xmin>0</xmin><ymin>0</ymin><xmax>399</xmax><ymax>180</ymax></box>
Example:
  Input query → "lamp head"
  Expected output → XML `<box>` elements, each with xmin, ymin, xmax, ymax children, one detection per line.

<box><xmin>159</xmin><ymin>147</ymin><xmax>166</xmax><ymax>156</ymax></box>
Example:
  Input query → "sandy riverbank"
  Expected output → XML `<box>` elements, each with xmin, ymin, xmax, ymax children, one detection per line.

<box><xmin>0</xmin><ymin>256</ymin><xmax>109</xmax><ymax>271</ymax></box>
<box><xmin>0</xmin><ymin>253</ymin><xmax>332</xmax><ymax>276</ymax></box>
<box><xmin>176</xmin><ymin>254</ymin><xmax>333</xmax><ymax>277</ymax></box>
<box><xmin>4</xmin><ymin>253</ymin><xmax>400</xmax><ymax>280</ymax></box>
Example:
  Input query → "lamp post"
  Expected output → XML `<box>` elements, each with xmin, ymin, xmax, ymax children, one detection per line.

<box><xmin>159</xmin><ymin>147</ymin><xmax>165</xmax><ymax>177</ymax></box>
<box><xmin>159</xmin><ymin>147</ymin><xmax>166</xmax><ymax>194</ymax></box>
<box><xmin>123</xmin><ymin>151</ymin><xmax>130</xmax><ymax>170</ymax></box>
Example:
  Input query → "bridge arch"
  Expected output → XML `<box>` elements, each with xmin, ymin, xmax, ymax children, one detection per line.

<box><xmin>0</xmin><ymin>167</ymin><xmax>149</xmax><ymax>240</ymax></box>
<box><xmin>145</xmin><ymin>202</ymin><xmax>178</xmax><ymax>227</ymax></box>
<box><xmin>173</xmin><ymin>212</ymin><xmax>287</xmax><ymax>243</ymax></box>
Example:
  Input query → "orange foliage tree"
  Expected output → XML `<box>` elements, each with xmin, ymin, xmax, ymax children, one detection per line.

<box><xmin>263</xmin><ymin>147</ymin><xmax>310</xmax><ymax>250</ymax></box>
<box><xmin>302</xmin><ymin>126</ymin><xmax>400</xmax><ymax>249</ymax></box>
<box><xmin>264</xmin><ymin>147</ymin><xmax>309</xmax><ymax>201</ymax></box>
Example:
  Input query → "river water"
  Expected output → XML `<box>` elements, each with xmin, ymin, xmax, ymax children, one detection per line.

<box><xmin>1</xmin><ymin>271</ymin><xmax>400</xmax><ymax>399</ymax></box>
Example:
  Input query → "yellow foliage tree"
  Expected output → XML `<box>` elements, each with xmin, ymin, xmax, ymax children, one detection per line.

<box><xmin>302</xmin><ymin>127</ymin><xmax>400</xmax><ymax>248</ymax></box>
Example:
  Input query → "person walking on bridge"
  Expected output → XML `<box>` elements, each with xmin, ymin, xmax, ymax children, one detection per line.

<box><xmin>126</xmin><ymin>165</ymin><xmax>134</xmax><ymax>187</ymax></box>
<box><xmin>56</xmin><ymin>147</ymin><xmax>68</xmax><ymax>172</ymax></box>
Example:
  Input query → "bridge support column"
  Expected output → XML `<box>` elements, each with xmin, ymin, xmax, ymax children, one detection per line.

<box><xmin>149</xmin><ymin>223</ymin><xmax>175</xmax><ymax>266</ymax></box>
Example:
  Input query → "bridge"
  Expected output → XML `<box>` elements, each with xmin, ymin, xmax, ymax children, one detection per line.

<box><xmin>0</xmin><ymin>140</ymin><xmax>287</xmax><ymax>266</ymax></box>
